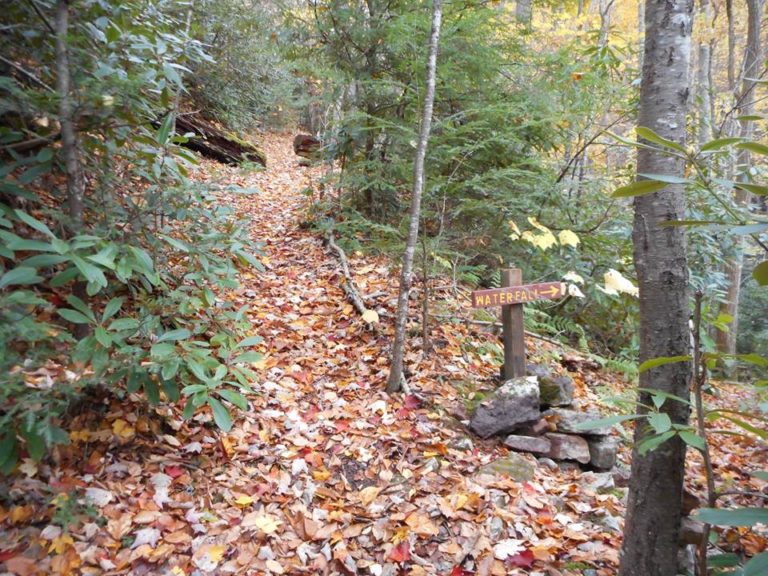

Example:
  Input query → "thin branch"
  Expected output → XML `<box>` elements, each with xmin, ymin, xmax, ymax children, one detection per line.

<box><xmin>25</xmin><ymin>0</ymin><xmax>56</xmax><ymax>34</ymax></box>
<box><xmin>0</xmin><ymin>55</ymin><xmax>55</xmax><ymax>92</ymax></box>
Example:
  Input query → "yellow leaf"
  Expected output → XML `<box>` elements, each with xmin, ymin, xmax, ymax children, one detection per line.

<box><xmin>358</xmin><ymin>486</ymin><xmax>382</xmax><ymax>506</ymax></box>
<box><xmin>192</xmin><ymin>543</ymin><xmax>227</xmax><ymax>571</ymax></box>
<box><xmin>312</xmin><ymin>468</ymin><xmax>332</xmax><ymax>481</ymax></box>
<box><xmin>601</xmin><ymin>269</ymin><xmax>639</xmax><ymax>297</ymax></box>
<box><xmin>10</xmin><ymin>505</ymin><xmax>33</xmax><ymax>524</ymax></box>
<box><xmin>527</xmin><ymin>216</ymin><xmax>550</xmax><ymax>233</ymax></box>
<box><xmin>405</xmin><ymin>512</ymin><xmax>439</xmax><ymax>536</ymax></box>
<box><xmin>48</xmin><ymin>534</ymin><xmax>74</xmax><ymax>554</ymax></box>
<box><xmin>112</xmin><ymin>419</ymin><xmax>135</xmax><ymax>440</ymax></box>
<box><xmin>221</xmin><ymin>436</ymin><xmax>235</xmax><ymax>458</ymax></box>
<box><xmin>242</xmin><ymin>513</ymin><xmax>282</xmax><ymax>534</ymax></box>
<box><xmin>361</xmin><ymin>309</ymin><xmax>379</xmax><ymax>324</ymax></box>
<box><xmin>508</xmin><ymin>219</ymin><xmax>521</xmax><ymax>240</ymax></box>
<box><xmin>392</xmin><ymin>525</ymin><xmax>410</xmax><ymax>544</ymax></box>
<box><xmin>563</xmin><ymin>271</ymin><xmax>585</xmax><ymax>284</ymax></box>
<box><xmin>234</xmin><ymin>495</ymin><xmax>254</xmax><ymax>508</ymax></box>
<box><xmin>558</xmin><ymin>229</ymin><xmax>580</xmax><ymax>247</ymax></box>
<box><xmin>454</xmin><ymin>492</ymin><xmax>469</xmax><ymax>510</ymax></box>
<box><xmin>69</xmin><ymin>429</ymin><xmax>90</xmax><ymax>443</ymax></box>
<box><xmin>522</xmin><ymin>230</ymin><xmax>558</xmax><ymax>251</ymax></box>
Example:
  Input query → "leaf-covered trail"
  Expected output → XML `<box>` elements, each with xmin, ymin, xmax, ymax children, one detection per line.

<box><xmin>0</xmin><ymin>133</ymin><xmax>631</xmax><ymax>576</ymax></box>
<box><xmin>173</xmin><ymin>133</ymin><xmax>628</xmax><ymax>575</ymax></box>
<box><xmin>2</xmin><ymin>139</ymin><xmax>766</xmax><ymax>576</ymax></box>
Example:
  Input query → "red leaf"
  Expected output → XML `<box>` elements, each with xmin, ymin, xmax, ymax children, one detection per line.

<box><xmin>506</xmin><ymin>550</ymin><xmax>535</xmax><ymax>568</ymax></box>
<box><xmin>450</xmin><ymin>566</ymin><xmax>473</xmax><ymax>576</ymax></box>
<box><xmin>0</xmin><ymin>547</ymin><xmax>24</xmax><ymax>562</ymax></box>
<box><xmin>164</xmin><ymin>465</ymin><xmax>185</xmax><ymax>479</ymax></box>
<box><xmin>389</xmin><ymin>541</ymin><xmax>411</xmax><ymax>563</ymax></box>
<box><xmin>403</xmin><ymin>395</ymin><xmax>421</xmax><ymax>409</ymax></box>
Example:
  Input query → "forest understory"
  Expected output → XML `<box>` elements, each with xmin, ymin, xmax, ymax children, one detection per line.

<box><xmin>1</xmin><ymin>133</ymin><xmax>765</xmax><ymax>576</ymax></box>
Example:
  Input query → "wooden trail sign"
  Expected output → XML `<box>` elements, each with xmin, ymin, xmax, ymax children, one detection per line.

<box><xmin>471</xmin><ymin>269</ymin><xmax>565</xmax><ymax>379</ymax></box>
<box><xmin>470</xmin><ymin>282</ymin><xmax>565</xmax><ymax>308</ymax></box>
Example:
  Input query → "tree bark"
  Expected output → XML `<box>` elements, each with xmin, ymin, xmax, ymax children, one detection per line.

<box><xmin>715</xmin><ymin>0</ymin><xmax>764</xmax><ymax>355</ymax></box>
<box><xmin>55</xmin><ymin>0</ymin><xmax>89</xmax><ymax>340</ymax></box>
<box><xmin>598</xmin><ymin>0</ymin><xmax>615</xmax><ymax>47</ymax></box>
<box><xmin>516</xmin><ymin>0</ymin><xmax>532</xmax><ymax>25</ymax></box>
<box><xmin>619</xmin><ymin>0</ymin><xmax>693</xmax><ymax>574</ymax></box>
<box><xmin>695</xmin><ymin>0</ymin><xmax>713</xmax><ymax>148</ymax></box>
<box><xmin>386</xmin><ymin>0</ymin><xmax>442</xmax><ymax>393</ymax></box>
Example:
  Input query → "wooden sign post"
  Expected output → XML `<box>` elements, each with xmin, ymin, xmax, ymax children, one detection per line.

<box><xmin>471</xmin><ymin>268</ymin><xmax>565</xmax><ymax>379</ymax></box>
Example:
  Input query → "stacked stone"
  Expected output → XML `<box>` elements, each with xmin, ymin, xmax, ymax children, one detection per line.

<box><xmin>469</xmin><ymin>364</ymin><xmax>618</xmax><ymax>470</ymax></box>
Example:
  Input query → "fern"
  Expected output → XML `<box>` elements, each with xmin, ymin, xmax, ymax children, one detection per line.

<box><xmin>524</xmin><ymin>306</ymin><xmax>590</xmax><ymax>353</ymax></box>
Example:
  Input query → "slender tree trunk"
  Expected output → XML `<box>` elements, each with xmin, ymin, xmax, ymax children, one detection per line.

<box><xmin>516</xmin><ymin>0</ymin><xmax>532</xmax><ymax>25</ymax></box>
<box><xmin>637</xmin><ymin>0</ymin><xmax>645</xmax><ymax>71</ymax></box>
<box><xmin>598</xmin><ymin>0</ymin><xmax>615</xmax><ymax>47</ymax></box>
<box><xmin>386</xmin><ymin>0</ymin><xmax>442</xmax><ymax>393</ymax></box>
<box><xmin>716</xmin><ymin>0</ymin><xmax>764</xmax><ymax>355</ymax></box>
<box><xmin>619</xmin><ymin>0</ymin><xmax>693</xmax><ymax>574</ymax></box>
<box><xmin>55</xmin><ymin>0</ymin><xmax>89</xmax><ymax>339</ymax></box>
<box><xmin>725</xmin><ymin>0</ymin><xmax>735</xmax><ymax>91</ymax></box>
<box><xmin>695</xmin><ymin>0</ymin><xmax>713</xmax><ymax>148</ymax></box>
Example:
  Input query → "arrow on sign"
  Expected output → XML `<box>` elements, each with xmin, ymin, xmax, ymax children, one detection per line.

<box><xmin>470</xmin><ymin>282</ymin><xmax>566</xmax><ymax>308</ymax></box>
<box><xmin>539</xmin><ymin>284</ymin><xmax>561</xmax><ymax>298</ymax></box>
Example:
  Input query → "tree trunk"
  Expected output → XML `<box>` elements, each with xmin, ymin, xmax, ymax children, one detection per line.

<box><xmin>386</xmin><ymin>0</ymin><xmax>442</xmax><ymax>393</ymax></box>
<box><xmin>55</xmin><ymin>0</ymin><xmax>89</xmax><ymax>340</ymax></box>
<box><xmin>516</xmin><ymin>0</ymin><xmax>532</xmax><ymax>25</ymax></box>
<box><xmin>695</xmin><ymin>0</ymin><xmax>713</xmax><ymax>148</ymax></box>
<box><xmin>725</xmin><ymin>0</ymin><xmax>735</xmax><ymax>91</ymax></box>
<box><xmin>637</xmin><ymin>0</ymin><xmax>645</xmax><ymax>70</ymax></box>
<box><xmin>619</xmin><ymin>0</ymin><xmax>693</xmax><ymax>574</ymax></box>
<box><xmin>715</xmin><ymin>0</ymin><xmax>764</xmax><ymax>355</ymax></box>
<box><xmin>598</xmin><ymin>0</ymin><xmax>615</xmax><ymax>47</ymax></box>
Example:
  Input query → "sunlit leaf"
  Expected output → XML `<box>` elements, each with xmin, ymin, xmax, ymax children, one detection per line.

<box><xmin>612</xmin><ymin>180</ymin><xmax>666</xmax><ymax>198</ymax></box>
<box><xmin>639</xmin><ymin>355</ymin><xmax>691</xmax><ymax>373</ymax></box>
<box><xmin>695</xmin><ymin>507</ymin><xmax>768</xmax><ymax>527</ymax></box>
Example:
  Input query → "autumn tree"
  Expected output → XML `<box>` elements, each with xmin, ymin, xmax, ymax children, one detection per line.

<box><xmin>619</xmin><ymin>0</ymin><xmax>694</xmax><ymax>574</ymax></box>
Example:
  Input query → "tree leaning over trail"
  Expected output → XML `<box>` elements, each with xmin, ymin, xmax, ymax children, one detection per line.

<box><xmin>386</xmin><ymin>0</ymin><xmax>443</xmax><ymax>393</ymax></box>
<box><xmin>619</xmin><ymin>0</ymin><xmax>693</xmax><ymax>575</ymax></box>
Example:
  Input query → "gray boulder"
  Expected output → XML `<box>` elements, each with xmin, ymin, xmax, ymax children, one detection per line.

<box><xmin>469</xmin><ymin>376</ymin><xmax>540</xmax><ymax>438</ymax></box>
<box><xmin>539</xmin><ymin>375</ymin><xmax>575</xmax><ymax>407</ymax></box>
<box><xmin>545</xmin><ymin>433</ymin><xmax>591</xmax><ymax>464</ymax></box>
<box><xmin>504</xmin><ymin>434</ymin><xmax>551</xmax><ymax>454</ymax></box>
<box><xmin>587</xmin><ymin>437</ymin><xmax>619</xmax><ymax>470</ymax></box>
<box><xmin>526</xmin><ymin>363</ymin><xmax>552</xmax><ymax>379</ymax></box>
<box><xmin>480</xmin><ymin>453</ymin><xmax>536</xmax><ymax>482</ymax></box>
<box><xmin>547</xmin><ymin>408</ymin><xmax>612</xmax><ymax>436</ymax></box>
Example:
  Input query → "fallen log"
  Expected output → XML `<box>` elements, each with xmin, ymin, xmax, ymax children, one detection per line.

<box><xmin>175</xmin><ymin>114</ymin><xmax>266</xmax><ymax>167</ymax></box>
<box><xmin>326</xmin><ymin>231</ymin><xmax>368</xmax><ymax>317</ymax></box>
<box><xmin>293</xmin><ymin>134</ymin><xmax>321</xmax><ymax>159</ymax></box>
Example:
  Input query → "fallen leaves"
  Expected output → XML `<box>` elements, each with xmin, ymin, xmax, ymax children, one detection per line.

<box><xmin>192</xmin><ymin>543</ymin><xmax>226</xmax><ymax>571</ymax></box>
<box><xmin>3</xmin><ymin>133</ymin><xmax>762</xmax><ymax>576</ymax></box>
<box><xmin>241</xmin><ymin>512</ymin><xmax>282</xmax><ymax>534</ymax></box>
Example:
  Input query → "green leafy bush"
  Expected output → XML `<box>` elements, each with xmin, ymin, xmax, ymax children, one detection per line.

<box><xmin>0</xmin><ymin>0</ymin><xmax>263</xmax><ymax>472</ymax></box>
